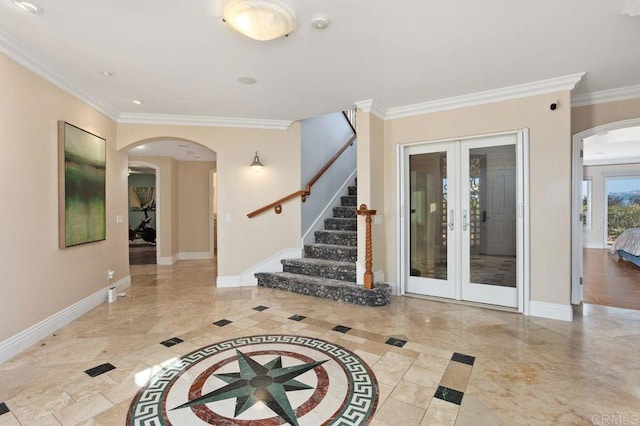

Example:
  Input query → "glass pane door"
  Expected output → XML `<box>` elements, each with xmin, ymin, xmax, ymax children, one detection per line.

<box><xmin>461</xmin><ymin>136</ymin><xmax>519</xmax><ymax>307</ymax></box>
<box><xmin>406</xmin><ymin>143</ymin><xmax>456</xmax><ymax>299</ymax></box>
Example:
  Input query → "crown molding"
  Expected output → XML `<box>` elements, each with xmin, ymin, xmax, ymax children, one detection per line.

<box><xmin>354</xmin><ymin>99</ymin><xmax>387</xmax><ymax>120</ymax></box>
<box><xmin>384</xmin><ymin>72</ymin><xmax>586</xmax><ymax>120</ymax></box>
<box><xmin>118</xmin><ymin>113</ymin><xmax>293</xmax><ymax>130</ymax></box>
<box><xmin>572</xmin><ymin>84</ymin><xmax>640</xmax><ymax>107</ymax></box>
<box><xmin>0</xmin><ymin>28</ymin><xmax>120</xmax><ymax>121</ymax></box>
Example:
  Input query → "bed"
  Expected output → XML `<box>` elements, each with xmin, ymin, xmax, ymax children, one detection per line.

<box><xmin>612</xmin><ymin>228</ymin><xmax>640</xmax><ymax>268</ymax></box>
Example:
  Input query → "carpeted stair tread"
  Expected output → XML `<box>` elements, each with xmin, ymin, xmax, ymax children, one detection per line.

<box><xmin>259</xmin><ymin>272</ymin><xmax>358</xmax><ymax>287</ymax></box>
<box><xmin>282</xmin><ymin>258</ymin><xmax>355</xmax><ymax>268</ymax></box>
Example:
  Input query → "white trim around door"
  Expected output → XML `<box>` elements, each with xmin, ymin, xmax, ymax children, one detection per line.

<box><xmin>397</xmin><ymin>129</ymin><xmax>530</xmax><ymax>314</ymax></box>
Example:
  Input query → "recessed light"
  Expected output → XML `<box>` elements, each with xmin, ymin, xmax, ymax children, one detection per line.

<box><xmin>136</xmin><ymin>145</ymin><xmax>145</xmax><ymax>150</ymax></box>
<box><xmin>100</xmin><ymin>71</ymin><xmax>113</xmax><ymax>77</ymax></box>
<box><xmin>311</xmin><ymin>16</ymin><xmax>330</xmax><ymax>30</ymax></box>
<box><xmin>132</xmin><ymin>99</ymin><xmax>143</xmax><ymax>105</ymax></box>
<box><xmin>238</xmin><ymin>77</ymin><xmax>257</xmax><ymax>85</ymax></box>
<box><xmin>12</xmin><ymin>1</ymin><xmax>42</xmax><ymax>14</ymax></box>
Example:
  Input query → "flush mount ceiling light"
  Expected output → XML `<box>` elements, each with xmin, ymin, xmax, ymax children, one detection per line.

<box><xmin>12</xmin><ymin>1</ymin><xmax>42</xmax><ymax>14</ymax></box>
<box><xmin>132</xmin><ymin>99</ymin><xmax>144</xmax><ymax>105</ymax></box>
<box><xmin>223</xmin><ymin>0</ymin><xmax>296</xmax><ymax>41</ymax></box>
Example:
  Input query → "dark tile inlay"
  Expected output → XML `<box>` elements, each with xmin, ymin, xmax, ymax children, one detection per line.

<box><xmin>0</xmin><ymin>402</ymin><xmax>9</xmax><ymax>416</ymax></box>
<box><xmin>213</xmin><ymin>319</ymin><xmax>232</xmax><ymax>327</ymax></box>
<box><xmin>253</xmin><ymin>305</ymin><xmax>269</xmax><ymax>311</ymax></box>
<box><xmin>451</xmin><ymin>352</ymin><xmax>476</xmax><ymax>366</ymax></box>
<box><xmin>434</xmin><ymin>385</ymin><xmax>464</xmax><ymax>405</ymax></box>
<box><xmin>385</xmin><ymin>337</ymin><xmax>407</xmax><ymax>347</ymax></box>
<box><xmin>160</xmin><ymin>337</ymin><xmax>184</xmax><ymax>348</ymax></box>
<box><xmin>85</xmin><ymin>363</ymin><xmax>115</xmax><ymax>378</ymax></box>
<box><xmin>332</xmin><ymin>325</ymin><xmax>352</xmax><ymax>333</ymax></box>
<box><xmin>288</xmin><ymin>314</ymin><xmax>306</xmax><ymax>321</ymax></box>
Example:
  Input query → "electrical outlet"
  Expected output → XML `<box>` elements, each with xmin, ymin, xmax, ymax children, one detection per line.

<box><xmin>107</xmin><ymin>270</ymin><xmax>115</xmax><ymax>280</ymax></box>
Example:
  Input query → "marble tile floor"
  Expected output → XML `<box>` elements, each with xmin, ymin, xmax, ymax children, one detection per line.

<box><xmin>1</xmin><ymin>260</ymin><xmax>639</xmax><ymax>425</ymax></box>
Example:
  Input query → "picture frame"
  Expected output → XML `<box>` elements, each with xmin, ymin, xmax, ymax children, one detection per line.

<box><xmin>58</xmin><ymin>121</ymin><xmax>106</xmax><ymax>248</ymax></box>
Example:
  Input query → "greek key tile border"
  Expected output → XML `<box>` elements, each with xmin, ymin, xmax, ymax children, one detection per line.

<box><xmin>127</xmin><ymin>334</ymin><xmax>379</xmax><ymax>425</ymax></box>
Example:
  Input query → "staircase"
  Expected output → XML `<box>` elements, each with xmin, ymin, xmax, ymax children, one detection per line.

<box><xmin>255</xmin><ymin>184</ymin><xmax>391</xmax><ymax>307</ymax></box>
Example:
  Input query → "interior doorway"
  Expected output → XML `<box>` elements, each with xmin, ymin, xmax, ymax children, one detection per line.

<box><xmin>572</xmin><ymin>119</ymin><xmax>640</xmax><ymax>308</ymax></box>
<box><xmin>127</xmin><ymin>162</ymin><xmax>158</xmax><ymax>265</ymax></box>
<box><xmin>400</xmin><ymin>130</ymin><xmax>528</xmax><ymax>310</ymax></box>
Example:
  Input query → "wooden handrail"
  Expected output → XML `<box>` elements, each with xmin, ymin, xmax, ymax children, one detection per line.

<box><xmin>306</xmin><ymin>134</ymin><xmax>356</xmax><ymax>190</ymax></box>
<box><xmin>247</xmin><ymin>113</ymin><xmax>357</xmax><ymax>219</ymax></box>
<box><xmin>247</xmin><ymin>190</ymin><xmax>307</xmax><ymax>218</ymax></box>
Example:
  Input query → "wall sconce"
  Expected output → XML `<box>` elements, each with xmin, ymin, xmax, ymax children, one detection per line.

<box><xmin>250</xmin><ymin>151</ymin><xmax>264</xmax><ymax>172</ymax></box>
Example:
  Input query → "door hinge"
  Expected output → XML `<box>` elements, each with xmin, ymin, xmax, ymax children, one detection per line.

<box><xmin>580</xmin><ymin>277</ymin><xmax>583</xmax><ymax>285</ymax></box>
<box><xmin>580</xmin><ymin>149</ymin><xmax>583</xmax><ymax>158</ymax></box>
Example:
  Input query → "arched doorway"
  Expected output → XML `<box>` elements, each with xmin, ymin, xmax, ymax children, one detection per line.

<box><xmin>572</xmin><ymin>118</ymin><xmax>640</xmax><ymax>310</ymax></box>
<box><xmin>126</xmin><ymin>139</ymin><xmax>217</xmax><ymax>267</ymax></box>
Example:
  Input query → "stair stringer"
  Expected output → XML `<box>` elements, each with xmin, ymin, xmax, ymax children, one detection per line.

<box><xmin>301</xmin><ymin>169</ymin><xmax>357</xmax><ymax>247</ymax></box>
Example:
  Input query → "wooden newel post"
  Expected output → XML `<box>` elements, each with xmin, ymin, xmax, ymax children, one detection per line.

<box><xmin>356</xmin><ymin>203</ymin><xmax>377</xmax><ymax>290</ymax></box>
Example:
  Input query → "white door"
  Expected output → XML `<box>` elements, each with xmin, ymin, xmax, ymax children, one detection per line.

<box><xmin>460</xmin><ymin>136</ymin><xmax>519</xmax><ymax>308</ymax></box>
<box><xmin>405</xmin><ymin>142</ymin><xmax>457</xmax><ymax>299</ymax></box>
<box><xmin>404</xmin><ymin>134</ymin><xmax>522</xmax><ymax>309</ymax></box>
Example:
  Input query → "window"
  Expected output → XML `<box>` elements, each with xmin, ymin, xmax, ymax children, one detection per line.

<box><xmin>606</xmin><ymin>176</ymin><xmax>640</xmax><ymax>244</ymax></box>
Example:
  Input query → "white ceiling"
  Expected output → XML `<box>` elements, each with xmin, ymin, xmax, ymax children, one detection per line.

<box><xmin>583</xmin><ymin>126</ymin><xmax>640</xmax><ymax>166</ymax></box>
<box><xmin>1</xmin><ymin>0</ymin><xmax>639</xmax><ymax>123</ymax></box>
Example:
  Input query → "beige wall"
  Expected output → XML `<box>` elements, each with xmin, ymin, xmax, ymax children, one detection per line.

<box><xmin>118</xmin><ymin>123</ymin><xmax>301</xmax><ymax>278</ymax></box>
<box><xmin>356</xmin><ymin>112</ymin><xmax>386</xmax><ymax>280</ymax></box>
<box><xmin>382</xmin><ymin>91</ymin><xmax>573</xmax><ymax>305</ymax></box>
<box><xmin>0</xmin><ymin>52</ymin><xmax>128</xmax><ymax>341</ymax></box>
<box><xmin>179</xmin><ymin>161</ymin><xmax>216</xmax><ymax>253</ymax></box>
<box><xmin>572</xmin><ymin>98</ymin><xmax>640</xmax><ymax>134</ymax></box>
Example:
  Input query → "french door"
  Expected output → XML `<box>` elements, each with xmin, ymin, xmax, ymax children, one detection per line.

<box><xmin>403</xmin><ymin>133</ymin><xmax>525</xmax><ymax>309</ymax></box>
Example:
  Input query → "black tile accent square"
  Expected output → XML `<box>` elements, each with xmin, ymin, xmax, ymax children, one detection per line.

<box><xmin>85</xmin><ymin>363</ymin><xmax>115</xmax><ymax>378</ymax></box>
<box><xmin>288</xmin><ymin>314</ymin><xmax>306</xmax><ymax>321</ymax></box>
<box><xmin>385</xmin><ymin>337</ymin><xmax>407</xmax><ymax>347</ymax></box>
<box><xmin>434</xmin><ymin>385</ymin><xmax>464</xmax><ymax>405</ymax></box>
<box><xmin>451</xmin><ymin>352</ymin><xmax>476</xmax><ymax>366</ymax></box>
<box><xmin>160</xmin><ymin>337</ymin><xmax>184</xmax><ymax>348</ymax></box>
<box><xmin>332</xmin><ymin>325</ymin><xmax>352</xmax><ymax>333</ymax></box>
<box><xmin>0</xmin><ymin>402</ymin><xmax>9</xmax><ymax>416</ymax></box>
<box><xmin>213</xmin><ymin>319</ymin><xmax>232</xmax><ymax>327</ymax></box>
<box><xmin>253</xmin><ymin>305</ymin><xmax>269</xmax><ymax>311</ymax></box>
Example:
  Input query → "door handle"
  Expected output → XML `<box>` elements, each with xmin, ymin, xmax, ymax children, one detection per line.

<box><xmin>463</xmin><ymin>209</ymin><xmax>468</xmax><ymax>231</ymax></box>
<box><xmin>448</xmin><ymin>209</ymin><xmax>454</xmax><ymax>231</ymax></box>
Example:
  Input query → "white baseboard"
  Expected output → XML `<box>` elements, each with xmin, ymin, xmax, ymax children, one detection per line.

<box><xmin>216</xmin><ymin>276</ymin><xmax>241</xmax><ymax>287</ymax></box>
<box><xmin>216</xmin><ymin>248</ymin><xmax>303</xmax><ymax>287</ymax></box>
<box><xmin>529</xmin><ymin>301</ymin><xmax>574</xmax><ymax>322</ymax></box>
<box><xmin>302</xmin><ymin>170</ymin><xmax>357</xmax><ymax>246</ymax></box>
<box><xmin>0</xmin><ymin>275</ymin><xmax>131</xmax><ymax>364</ymax></box>
<box><xmin>157</xmin><ymin>254</ymin><xmax>178</xmax><ymax>265</ymax></box>
<box><xmin>584</xmin><ymin>242</ymin><xmax>606</xmax><ymax>249</ymax></box>
<box><xmin>179</xmin><ymin>251</ymin><xmax>212</xmax><ymax>260</ymax></box>
<box><xmin>240</xmin><ymin>248</ymin><xmax>302</xmax><ymax>286</ymax></box>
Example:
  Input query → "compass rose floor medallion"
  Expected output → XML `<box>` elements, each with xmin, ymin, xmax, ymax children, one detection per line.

<box><xmin>127</xmin><ymin>335</ymin><xmax>379</xmax><ymax>425</ymax></box>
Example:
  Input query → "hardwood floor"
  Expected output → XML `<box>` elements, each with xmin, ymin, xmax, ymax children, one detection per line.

<box><xmin>583</xmin><ymin>248</ymin><xmax>640</xmax><ymax>310</ymax></box>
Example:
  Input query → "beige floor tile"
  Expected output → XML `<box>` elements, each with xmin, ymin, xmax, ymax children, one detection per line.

<box><xmin>439</xmin><ymin>360</ymin><xmax>472</xmax><ymax>392</ymax></box>
<box><xmin>403</xmin><ymin>365</ymin><xmax>446</xmax><ymax>390</ymax></box>
<box><xmin>53</xmin><ymin>393</ymin><xmax>113</xmax><ymax>426</ymax></box>
<box><xmin>373</xmin><ymin>397</ymin><xmax>425</xmax><ymax>426</ymax></box>
<box><xmin>421</xmin><ymin>398</ymin><xmax>458</xmax><ymax>425</ymax></box>
<box><xmin>0</xmin><ymin>413</ymin><xmax>21</xmax><ymax>426</ymax></box>
<box><xmin>389</xmin><ymin>379</ymin><xmax>436</xmax><ymax>409</ymax></box>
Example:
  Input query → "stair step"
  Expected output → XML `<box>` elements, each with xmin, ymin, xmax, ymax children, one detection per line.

<box><xmin>348</xmin><ymin>186</ymin><xmax>357</xmax><ymax>196</ymax></box>
<box><xmin>281</xmin><ymin>258</ymin><xmax>356</xmax><ymax>282</ymax></box>
<box><xmin>315</xmin><ymin>230</ymin><xmax>357</xmax><ymax>246</ymax></box>
<box><xmin>255</xmin><ymin>272</ymin><xmax>391</xmax><ymax>307</ymax></box>
<box><xmin>305</xmin><ymin>243</ymin><xmax>357</xmax><ymax>262</ymax></box>
<box><xmin>333</xmin><ymin>206</ymin><xmax>356</xmax><ymax>218</ymax></box>
<box><xmin>324</xmin><ymin>218</ymin><xmax>357</xmax><ymax>231</ymax></box>
<box><xmin>340</xmin><ymin>195</ymin><xmax>357</xmax><ymax>206</ymax></box>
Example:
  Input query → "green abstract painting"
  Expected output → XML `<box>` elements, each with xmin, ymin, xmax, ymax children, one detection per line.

<box><xmin>58</xmin><ymin>122</ymin><xmax>106</xmax><ymax>248</ymax></box>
